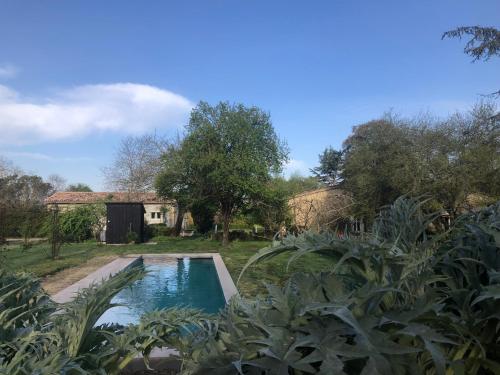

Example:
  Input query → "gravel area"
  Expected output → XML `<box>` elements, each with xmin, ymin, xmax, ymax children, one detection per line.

<box><xmin>41</xmin><ymin>255</ymin><xmax>118</xmax><ymax>294</ymax></box>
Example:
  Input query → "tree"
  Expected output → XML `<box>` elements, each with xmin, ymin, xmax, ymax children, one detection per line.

<box><xmin>103</xmin><ymin>133</ymin><xmax>168</xmax><ymax>193</ymax></box>
<box><xmin>66</xmin><ymin>183</ymin><xmax>93</xmax><ymax>192</ymax></box>
<box><xmin>282</xmin><ymin>174</ymin><xmax>321</xmax><ymax>195</ymax></box>
<box><xmin>443</xmin><ymin>26</ymin><xmax>500</xmax><ymax>97</ymax></box>
<box><xmin>311</xmin><ymin>146</ymin><xmax>343</xmax><ymax>186</ymax></box>
<box><xmin>156</xmin><ymin>139</ymin><xmax>194</xmax><ymax>237</ymax></box>
<box><xmin>443</xmin><ymin>26</ymin><xmax>500</xmax><ymax>62</ymax></box>
<box><xmin>0</xmin><ymin>156</ymin><xmax>22</xmax><ymax>178</ymax></box>
<box><xmin>181</xmin><ymin>101</ymin><xmax>288</xmax><ymax>245</ymax></box>
<box><xmin>47</xmin><ymin>174</ymin><xmax>67</xmax><ymax>194</ymax></box>
<box><xmin>342</xmin><ymin>119</ymin><xmax>414</xmax><ymax>222</ymax></box>
<box><xmin>460</xmin><ymin>103</ymin><xmax>500</xmax><ymax>198</ymax></box>
<box><xmin>190</xmin><ymin>198</ymin><xmax>217</xmax><ymax>234</ymax></box>
<box><xmin>0</xmin><ymin>174</ymin><xmax>54</xmax><ymax>238</ymax></box>
<box><xmin>47</xmin><ymin>205</ymin><xmax>64</xmax><ymax>259</ymax></box>
<box><xmin>339</xmin><ymin>104</ymin><xmax>500</xmax><ymax>222</ymax></box>
<box><xmin>243</xmin><ymin>179</ymin><xmax>290</xmax><ymax>234</ymax></box>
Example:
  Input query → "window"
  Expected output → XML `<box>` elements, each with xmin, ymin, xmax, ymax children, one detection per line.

<box><xmin>351</xmin><ymin>219</ymin><xmax>362</xmax><ymax>233</ymax></box>
<box><xmin>150</xmin><ymin>212</ymin><xmax>162</xmax><ymax>220</ymax></box>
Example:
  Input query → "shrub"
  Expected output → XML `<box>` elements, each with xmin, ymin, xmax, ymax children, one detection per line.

<box><xmin>42</xmin><ymin>204</ymin><xmax>105</xmax><ymax>243</ymax></box>
<box><xmin>59</xmin><ymin>207</ymin><xmax>94</xmax><ymax>242</ymax></box>
<box><xmin>126</xmin><ymin>230</ymin><xmax>139</xmax><ymax>244</ymax></box>
<box><xmin>145</xmin><ymin>224</ymin><xmax>175</xmax><ymax>239</ymax></box>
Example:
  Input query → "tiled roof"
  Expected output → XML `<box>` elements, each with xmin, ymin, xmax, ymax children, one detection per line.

<box><xmin>44</xmin><ymin>192</ymin><xmax>171</xmax><ymax>204</ymax></box>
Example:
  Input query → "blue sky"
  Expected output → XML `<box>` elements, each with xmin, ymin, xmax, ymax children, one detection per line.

<box><xmin>0</xmin><ymin>0</ymin><xmax>498</xmax><ymax>190</ymax></box>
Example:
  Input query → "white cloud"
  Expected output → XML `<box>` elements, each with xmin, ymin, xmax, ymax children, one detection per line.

<box><xmin>0</xmin><ymin>64</ymin><xmax>19</xmax><ymax>79</ymax></box>
<box><xmin>0</xmin><ymin>83</ymin><xmax>193</xmax><ymax>144</ymax></box>
<box><xmin>283</xmin><ymin>158</ymin><xmax>310</xmax><ymax>178</ymax></box>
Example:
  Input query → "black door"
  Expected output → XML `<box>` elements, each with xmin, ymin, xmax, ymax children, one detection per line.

<box><xmin>106</xmin><ymin>203</ymin><xmax>145</xmax><ymax>244</ymax></box>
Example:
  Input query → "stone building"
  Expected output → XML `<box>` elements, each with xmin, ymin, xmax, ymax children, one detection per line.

<box><xmin>44</xmin><ymin>191</ymin><xmax>192</xmax><ymax>228</ymax></box>
<box><xmin>288</xmin><ymin>187</ymin><xmax>361</xmax><ymax>233</ymax></box>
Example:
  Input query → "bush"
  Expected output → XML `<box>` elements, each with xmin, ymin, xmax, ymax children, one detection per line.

<box><xmin>126</xmin><ymin>230</ymin><xmax>139</xmax><ymax>244</ymax></box>
<box><xmin>59</xmin><ymin>206</ymin><xmax>94</xmax><ymax>242</ymax></box>
<box><xmin>41</xmin><ymin>204</ymin><xmax>105</xmax><ymax>243</ymax></box>
<box><xmin>145</xmin><ymin>224</ymin><xmax>175</xmax><ymax>239</ymax></box>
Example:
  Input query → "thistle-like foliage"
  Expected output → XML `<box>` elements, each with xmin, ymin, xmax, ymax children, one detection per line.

<box><xmin>52</xmin><ymin>263</ymin><xmax>147</xmax><ymax>359</ymax></box>
<box><xmin>0</xmin><ymin>270</ymin><xmax>54</xmax><ymax>362</ymax></box>
<box><xmin>96</xmin><ymin>308</ymin><xmax>208</xmax><ymax>374</ymax></box>
<box><xmin>187</xmin><ymin>197</ymin><xmax>500</xmax><ymax>374</ymax></box>
<box><xmin>0</xmin><ymin>262</ymin><xmax>208</xmax><ymax>374</ymax></box>
<box><xmin>2</xmin><ymin>197</ymin><xmax>500</xmax><ymax>374</ymax></box>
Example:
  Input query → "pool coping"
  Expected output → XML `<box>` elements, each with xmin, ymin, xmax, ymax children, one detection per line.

<box><xmin>52</xmin><ymin>253</ymin><xmax>239</xmax><ymax>304</ymax></box>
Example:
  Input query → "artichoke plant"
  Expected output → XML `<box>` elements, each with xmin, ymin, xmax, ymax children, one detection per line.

<box><xmin>184</xmin><ymin>197</ymin><xmax>500</xmax><ymax>374</ymax></box>
<box><xmin>2</xmin><ymin>197</ymin><xmax>500</xmax><ymax>374</ymax></box>
<box><xmin>0</xmin><ymin>262</ymin><xmax>206</xmax><ymax>375</ymax></box>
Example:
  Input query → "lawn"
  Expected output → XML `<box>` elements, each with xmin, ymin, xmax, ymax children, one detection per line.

<box><xmin>1</xmin><ymin>237</ymin><xmax>333</xmax><ymax>296</ymax></box>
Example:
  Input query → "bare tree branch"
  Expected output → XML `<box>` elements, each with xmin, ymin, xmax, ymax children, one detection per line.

<box><xmin>102</xmin><ymin>133</ymin><xmax>169</xmax><ymax>193</ymax></box>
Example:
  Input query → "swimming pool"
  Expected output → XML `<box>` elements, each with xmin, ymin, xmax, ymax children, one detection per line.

<box><xmin>96</xmin><ymin>257</ymin><xmax>227</xmax><ymax>326</ymax></box>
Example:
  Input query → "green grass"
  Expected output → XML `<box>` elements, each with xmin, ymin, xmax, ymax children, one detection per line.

<box><xmin>1</xmin><ymin>237</ymin><xmax>334</xmax><ymax>296</ymax></box>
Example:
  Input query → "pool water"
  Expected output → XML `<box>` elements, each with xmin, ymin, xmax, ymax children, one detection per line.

<box><xmin>96</xmin><ymin>258</ymin><xmax>226</xmax><ymax>326</ymax></box>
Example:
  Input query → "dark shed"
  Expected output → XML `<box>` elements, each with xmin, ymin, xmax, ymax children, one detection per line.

<box><xmin>106</xmin><ymin>202</ymin><xmax>145</xmax><ymax>244</ymax></box>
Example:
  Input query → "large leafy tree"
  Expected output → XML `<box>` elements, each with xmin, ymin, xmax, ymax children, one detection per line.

<box><xmin>156</xmin><ymin>139</ymin><xmax>194</xmax><ymax>236</ymax></box>
<box><xmin>409</xmin><ymin>103</ymin><xmax>500</xmax><ymax>213</ymax></box>
<box><xmin>336</xmin><ymin>104</ymin><xmax>499</xmax><ymax>223</ymax></box>
<box><xmin>243</xmin><ymin>178</ymin><xmax>290</xmax><ymax>234</ymax></box>
<box><xmin>341</xmin><ymin>119</ymin><xmax>415</xmax><ymax>222</ymax></box>
<box><xmin>181</xmin><ymin>101</ymin><xmax>288</xmax><ymax>245</ymax></box>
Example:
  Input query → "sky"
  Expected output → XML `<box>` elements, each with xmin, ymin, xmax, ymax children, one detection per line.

<box><xmin>0</xmin><ymin>0</ymin><xmax>498</xmax><ymax>190</ymax></box>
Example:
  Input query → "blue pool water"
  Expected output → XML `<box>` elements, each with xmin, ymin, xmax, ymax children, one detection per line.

<box><xmin>96</xmin><ymin>258</ymin><xmax>226</xmax><ymax>326</ymax></box>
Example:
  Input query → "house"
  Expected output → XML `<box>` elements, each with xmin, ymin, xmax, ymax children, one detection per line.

<box><xmin>288</xmin><ymin>187</ymin><xmax>361</xmax><ymax>232</ymax></box>
<box><xmin>44</xmin><ymin>191</ymin><xmax>192</xmax><ymax>228</ymax></box>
